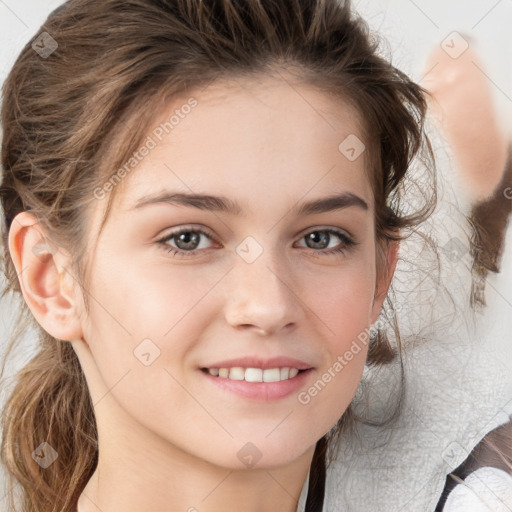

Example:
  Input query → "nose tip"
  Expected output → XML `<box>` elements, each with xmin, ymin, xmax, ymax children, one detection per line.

<box><xmin>224</xmin><ymin>260</ymin><xmax>301</xmax><ymax>336</ymax></box>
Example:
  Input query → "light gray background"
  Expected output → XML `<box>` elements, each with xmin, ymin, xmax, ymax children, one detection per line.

<box><xmin>0</xmin><ymin>0</ymin><xmax>511</xmax><ymax>510</ymax></box>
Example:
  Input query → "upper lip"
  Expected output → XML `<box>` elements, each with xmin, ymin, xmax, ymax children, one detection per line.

<box><xmin>201</xmin><ymin>356</ymin><xmax>313</xmax><ymax>371</ymax></box>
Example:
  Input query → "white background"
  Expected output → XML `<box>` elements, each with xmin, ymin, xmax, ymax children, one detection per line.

<box><xmin>0</xmin><ymin>0</ymin><xmax>511</xmax><ymax>510</ymax></box>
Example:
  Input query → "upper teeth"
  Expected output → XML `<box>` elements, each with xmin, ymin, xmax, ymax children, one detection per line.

<box><xmin>208</xmin><ymin>367</ymin><xmax>300</xmax><ymax>382</ymax></box>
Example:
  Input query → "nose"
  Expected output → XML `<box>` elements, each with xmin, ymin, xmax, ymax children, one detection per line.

<box><xmin>224</xmin><ymin>251</ymin><xmax>302</xmax><ymax>336</ymax></box>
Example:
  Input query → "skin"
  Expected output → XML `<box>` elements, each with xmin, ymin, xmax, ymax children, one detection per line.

<box><xmin>8</xmin><ymin>73</ymin><xmax>398</xmax><ymax>512</ymax></box>
<box><xmin>423</xmin><ymin>41</ymin><xmax>509</xmax><ymax>201</ymax></box>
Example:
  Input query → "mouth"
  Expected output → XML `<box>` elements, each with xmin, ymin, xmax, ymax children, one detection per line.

<box><xmin>200</xmin><ymin>366</ymin><xmax>309</xmax><ymax>382</ymax></box>
<box><xmin>199</xmin><ymin>362</ymin><xmax>314</xmax><ymax>401</ymax></box>
<box><xmin>198</xmin><ymin>356</ymin><xmax>315</xmax><ymax>401</ymax></box>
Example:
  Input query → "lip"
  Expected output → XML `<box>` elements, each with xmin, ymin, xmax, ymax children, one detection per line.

<box><xmin>200</xmin><ymin>367</ymin><xmax>314</xmax><ymax>401</ymax></box>
<box><xmin>201</xmin><ymin>356</ymin><xmax>313</xmax><ymax>371</ymax></box>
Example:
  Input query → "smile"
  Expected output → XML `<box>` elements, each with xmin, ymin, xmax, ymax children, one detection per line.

<box><xmin>202</xmin><ymin>367</ymin><xmax>302</xmax><ymax>382</ymax></box>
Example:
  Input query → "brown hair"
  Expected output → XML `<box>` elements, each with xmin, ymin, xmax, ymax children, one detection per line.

<box><xmin>0</xmin><ymin>0</ymin><xmax>443</xmax><ymax>510</ymax></box>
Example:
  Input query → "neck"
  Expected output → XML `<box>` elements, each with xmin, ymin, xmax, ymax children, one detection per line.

<box><xmin>76</xmin><ymin>408</ymin><xmax>314</xmax><ymax>512</ymax></box>
<box><xmin>78</xmin><ymin>452</ymin><xmax>312</xmax><ymax>512</ymax></box>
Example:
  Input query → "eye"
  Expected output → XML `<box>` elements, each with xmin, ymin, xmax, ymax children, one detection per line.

<box><xmin>156</xmin><ymin>226</ymin><xmax>357</xmax><ymax>258</ymax></box>
<box><xmin>156</xmin><ymin>226</ymin><xmax>218</xmax><ymax>258</ymax></box>
<box><xmin>295</xmin><ymin>228</ymin><xmax>357</xmax><ymax>256</ymax></box>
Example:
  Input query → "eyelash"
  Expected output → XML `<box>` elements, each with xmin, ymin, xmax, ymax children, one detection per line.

<box><xmin>156</xmin><ymin>226</ymin><xmax>358</xmax><ymax>258</ymax></box>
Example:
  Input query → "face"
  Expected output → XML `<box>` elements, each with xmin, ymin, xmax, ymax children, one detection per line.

<box><xmin>72</xmin><ymin>74</ymin><xmax>392</xmax><ymax>470</ymax></box>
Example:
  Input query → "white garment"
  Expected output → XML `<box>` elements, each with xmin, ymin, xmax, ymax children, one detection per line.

<box><xmin>444</xmin><ymin>467</ymin><xmax>512</xmax><ymax>512</ymax></box>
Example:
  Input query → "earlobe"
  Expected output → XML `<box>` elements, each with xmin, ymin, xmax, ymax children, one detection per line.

<box><xmin>370</xmin><ymin>239</ymin><xmax>400</xmax><ymax>325</ymax></box>
<box><xmin>7</xmin><ymin>211</ymin><xmax>84</xmax><ymax>342</ymax></box>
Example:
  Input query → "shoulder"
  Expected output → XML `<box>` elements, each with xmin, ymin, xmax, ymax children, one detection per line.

<box><xmin>436</xmin><ymin>418</ymin><xmax>512</xmax><ymax>510</ymax></box>
<box><xmin>443</xmin><ymin>466</ymin><xmax>512</xmax><ymax>511</ymax></box>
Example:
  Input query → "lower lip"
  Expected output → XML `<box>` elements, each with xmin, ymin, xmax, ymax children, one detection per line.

<box><xmin>200</xmin><ymin>368</ymin><xmax>314</xmax><ymax>401</ymax></box>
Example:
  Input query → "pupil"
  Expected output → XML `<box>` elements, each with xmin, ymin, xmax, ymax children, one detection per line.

<box><xmin>308</xmin><ymin>231</ymin><xmax>328</xmax><ymax>249</ymax></box>
<box><xmin>178</xmin><ymin>232</ymin><xmax>199</xmax><ymax>249</ymax></box>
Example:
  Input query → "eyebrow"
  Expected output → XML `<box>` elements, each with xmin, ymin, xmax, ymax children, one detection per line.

<box><xmin>131</xmin><ymin>190</ymin><xmax>369</xmax><ymax>216</ymax></box>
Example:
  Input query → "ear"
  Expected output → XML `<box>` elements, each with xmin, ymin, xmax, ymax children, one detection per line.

<box><xmin>370</xmin><ymin>238</ymin><xmax>400</xmax><ymax>325</ymax></box>
<box><xmin>7</xmin><ymin>211</ymin><xmax>84</xmax><ymax>341</ymax></box>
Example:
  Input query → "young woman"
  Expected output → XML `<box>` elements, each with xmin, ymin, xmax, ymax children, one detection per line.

<box><xmin>0</xmin><ymin>1</ymin><xmax>510</xmax><ymax>511</ymax></box>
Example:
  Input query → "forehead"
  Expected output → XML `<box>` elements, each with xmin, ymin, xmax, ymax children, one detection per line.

<box><xmin>100</xmin><ymin>73</ymin><xmax>373</xmax><ymax>224</ymax></box>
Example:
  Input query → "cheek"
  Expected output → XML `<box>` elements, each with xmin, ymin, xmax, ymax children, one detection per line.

<box><xmin>80</xmin><ymin>252</ymin><xmax>222</xmax><ymax>395</ymax></box>
<box><xmin>303</xmin><ymin>255</ymin><xmax>377</xmax><ymax>336</ymax></box>
<box><xmin>79</xmin><ymin>257</ymin><xmax>202</xmax><ymax>437</ymax></box>
<box><xmin>84</xmin><ymin>249</ymin><xmax>209</xmax><ymax>340</ymax></box>
<box><xmin>294</xmin><ymin>258</ymin><xmax>375</xmax><ymax>423</ymax></box>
